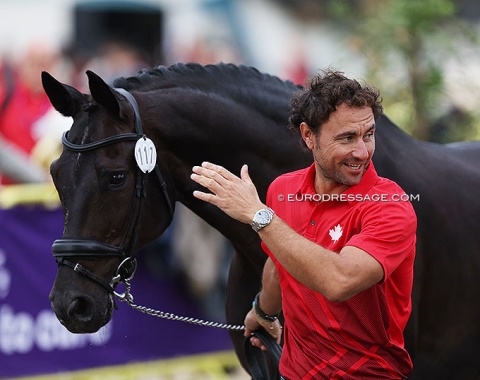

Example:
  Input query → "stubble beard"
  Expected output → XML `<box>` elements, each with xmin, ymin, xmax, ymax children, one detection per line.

<box><xmin>315</xmin><ymin>157</ymin><xmax>370</xmax><ymax>188</ymax></box>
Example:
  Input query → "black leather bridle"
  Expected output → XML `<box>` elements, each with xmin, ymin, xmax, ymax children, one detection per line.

<box><xmin>52</xmin><ymin>88</ymin><xmax>175</xmax><ymax>293</ymax></box>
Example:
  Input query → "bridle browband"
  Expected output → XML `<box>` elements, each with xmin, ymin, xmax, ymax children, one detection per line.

<box><xmin>52</xmin><ymin>88</ymin><xmax>175</xmax><ymax>294</ymax></box>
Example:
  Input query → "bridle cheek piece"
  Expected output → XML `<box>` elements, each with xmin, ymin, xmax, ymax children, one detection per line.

<box><xmin>52</xmin><ymin>88</ymin><xmax>174</xmax><ymax>295</ymax></box>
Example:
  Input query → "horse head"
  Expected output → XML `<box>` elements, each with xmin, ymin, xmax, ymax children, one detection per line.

<box><xmin>42</xmin><ymin>71</ymin><xmax>175</xmax><ymax>333</ymax></box>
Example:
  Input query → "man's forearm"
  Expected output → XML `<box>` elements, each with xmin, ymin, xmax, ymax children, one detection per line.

<box><xmin>257</xmin><ymin>257</ymin><xmax>282</xmax><ymax>317</ymax></box>
<box><xmin>258</xmin><ymin>214</ymin><xmax>384</xmax><ymax>302</ymax></box>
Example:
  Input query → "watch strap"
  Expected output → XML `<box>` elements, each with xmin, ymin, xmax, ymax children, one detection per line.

<box><xmin>252</xmin><ymin>292</ymin><xmax>280</xmax><ymax>322</ymax></box>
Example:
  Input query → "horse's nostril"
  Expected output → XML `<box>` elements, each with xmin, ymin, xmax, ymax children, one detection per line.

<box><xmin>67</xmin><ymin>298</ymin><xmax>94</xmax><ymax>322</ymax></box>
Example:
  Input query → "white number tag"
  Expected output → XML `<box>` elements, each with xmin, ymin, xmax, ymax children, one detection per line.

<box><xmin>134</xmin><ymin>137</ymin><xmax>157</xmax><ymax>173</ymax></box>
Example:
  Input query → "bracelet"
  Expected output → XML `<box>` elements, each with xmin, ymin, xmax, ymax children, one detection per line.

<box><xmin>252</xmin><ymin>292</ymin><xmax>280</xmax><ymax>322</ymax></box>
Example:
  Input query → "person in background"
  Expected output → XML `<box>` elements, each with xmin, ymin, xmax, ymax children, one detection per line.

<box><xmin>191</xmin><ymin>69</ymin><xmax>417</xmax><ymax>379</ymax></box>
<box><xmin>0</xmin><ymin>41</ymin><xmax>65</xmax><ymax>184</ymax></box>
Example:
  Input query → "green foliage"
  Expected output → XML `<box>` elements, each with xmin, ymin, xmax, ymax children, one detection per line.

<box><xmin>327</xmin><ymin>0</ymin><xmax>478</xmax><ymax>142</ymax></box>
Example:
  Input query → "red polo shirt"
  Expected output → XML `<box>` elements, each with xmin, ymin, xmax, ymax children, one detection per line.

<box><xmin>263</xmin><ymin>163</ymin><xmax>416</xmax><ymax>379</ymax></box>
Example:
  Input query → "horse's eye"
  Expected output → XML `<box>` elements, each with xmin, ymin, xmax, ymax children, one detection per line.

<box><xmin>110</xmin><ymin>172</ymin><xmax>127</xmax><ymax>186</ymax></box>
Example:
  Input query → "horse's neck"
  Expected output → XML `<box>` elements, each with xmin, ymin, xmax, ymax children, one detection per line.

<box><xmin>146</xmin><ymin>87</ymin><xmax>309</xmax><ymax>171</ymax></box>
<box><xmin>374</xmin><ymin>115</ymin><xmax>432</xmax><ymax>195</ymax></box>
<box><xmin>141</xmin><ymin>88</ymin><xmax>310</xmax><ymax>242</ymax></box>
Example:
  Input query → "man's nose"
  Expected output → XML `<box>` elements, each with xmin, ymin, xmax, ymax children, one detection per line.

<box><xmin>352</xmin><ymin>140</ymin><xmax>369</xmax><ymax>160</ymax></box>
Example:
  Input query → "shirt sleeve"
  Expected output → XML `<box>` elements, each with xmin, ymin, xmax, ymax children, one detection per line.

<box><xmin>346</xmin><ymin>199</ymin><xmax>417</xmax><ymax>281</ymax></box>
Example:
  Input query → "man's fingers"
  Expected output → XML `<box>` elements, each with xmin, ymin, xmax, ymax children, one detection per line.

<box><xmin>193</xmin><ymin>162</ymin><xmax>231</xmax><ymax>184</ymax></box>
<box><xmin>200</xmin><ymin>161</ymin><xmax>237</xmax><ymax>181</ymax></box>
<box><xmin>192</xmin><ymin>190</ymin><xmax>220</xmax><ymax>206</ymax></box>
<box><xmin>191</xmin><ymin>163</ymin><xmax>233</xmax><ymax>191</ymax></box>
<box><xmin>191</xmin><ymin>161</ymin><xmax>264</xmax><ymax>224</ymax></box>
<box><xmin>249</xmin><ymin>337</ymin><xmax>267</xmax><ymax>351</ymax></box>
<box><xmin>191</xmin><ymin>171</ymin><xmax>217</xmax><ymax>192</ymax></box>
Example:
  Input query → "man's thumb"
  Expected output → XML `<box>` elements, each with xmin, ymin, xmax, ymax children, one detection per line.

<box><xmin>240</xmin><ymin>164</ymin><xmax>252</xmax><ymax>183</ymax></box>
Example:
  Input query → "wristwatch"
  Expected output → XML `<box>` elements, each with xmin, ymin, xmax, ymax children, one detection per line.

<box><xmin>251</xmin><ymin>207</ymin><xmax>275</xmax><ymax>232</ymax></box>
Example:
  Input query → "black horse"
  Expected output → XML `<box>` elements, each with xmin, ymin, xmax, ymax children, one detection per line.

<box><xmin>42</xmin><ymin>63</ymin><xmax>480</xmax><ymax>379</ymax></box>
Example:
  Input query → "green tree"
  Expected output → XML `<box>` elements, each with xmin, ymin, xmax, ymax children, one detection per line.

<box><xmin>330</xmin><ymin>0</ymin><xmax>477</xmax><ymax>141</ymax></box>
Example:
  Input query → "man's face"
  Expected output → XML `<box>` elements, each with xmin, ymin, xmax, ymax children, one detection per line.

<box><xmin>301</xmin><ymin>104</ymin><xmax>376</xmax><ymax>193</ymax></box>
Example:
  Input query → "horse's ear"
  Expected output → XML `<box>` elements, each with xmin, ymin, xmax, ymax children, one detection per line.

<box><xmin>42</xmin><ymin>71</ymin><xmax>82</xmax><ymax>117</ymax></box>
<box><xmin>86</xmin><ymin>70</ymin><xmax>121</xmax><ymax>117</ymax></box>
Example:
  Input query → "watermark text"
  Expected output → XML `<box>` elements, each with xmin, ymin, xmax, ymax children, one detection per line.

<box><xmin>277</xmin><ymin>193</ymin><xmax>420</xmax><ymax>203</ymax></box>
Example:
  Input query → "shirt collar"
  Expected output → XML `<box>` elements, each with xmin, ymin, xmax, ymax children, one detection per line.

<box><xmin>296</xmin><ymin>162</ymin><xmax>379</xmax><ymax>203</ymax></box>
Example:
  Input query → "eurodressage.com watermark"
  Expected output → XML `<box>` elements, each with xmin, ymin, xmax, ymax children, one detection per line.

<box><xmin>277</xmin><ymin>193</ymin><xmax>420</xmax><ymax>203</ymax></box>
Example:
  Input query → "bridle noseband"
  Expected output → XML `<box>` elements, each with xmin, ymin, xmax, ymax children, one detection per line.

<box><xmin>52</xmin><ymin>88</ymin><xmax>175</xmax><ymax>294</ymax></box>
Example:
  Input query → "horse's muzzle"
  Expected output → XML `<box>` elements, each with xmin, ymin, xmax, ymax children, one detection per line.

<box><xmin>49</xmin><ymin>277</ymin><xmax>114</xmax><ymax>333</ymax></box>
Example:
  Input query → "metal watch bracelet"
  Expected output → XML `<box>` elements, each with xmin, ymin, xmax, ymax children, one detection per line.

<box><xmin>252</xmin><ymin>292</ymin><xmax>280</xmax><ymax>322</ymax></box>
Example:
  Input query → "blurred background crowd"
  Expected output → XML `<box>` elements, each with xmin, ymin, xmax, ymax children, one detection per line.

<box><xmin>1</xmin><ymin>0</ymin><xmax>480</xmax><ymax>353</ymax></box>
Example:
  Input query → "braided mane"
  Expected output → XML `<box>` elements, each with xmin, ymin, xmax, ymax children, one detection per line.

<box><xmin>113</xmin><ymin>62</ymin><xmax>301</xmax><ymax>95</ymax></box>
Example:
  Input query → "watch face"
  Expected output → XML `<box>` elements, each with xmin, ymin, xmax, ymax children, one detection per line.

<box><xmin>256</xmin><ymin>210</ymin><xmax>270</xmax><ymax>224</ymax></box>
<box><xmin>252</xmin><ymin>208</ymin><xmax>274</xmax><ymax>232</ymax></box>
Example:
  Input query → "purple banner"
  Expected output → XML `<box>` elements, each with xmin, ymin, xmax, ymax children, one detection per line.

<box><xmin>0</xmin><ymin>206</ymin><xmax>233</xmax><ymax>378</ymax></box>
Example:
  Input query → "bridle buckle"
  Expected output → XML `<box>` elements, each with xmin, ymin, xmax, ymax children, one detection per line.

<box><xmin>74</xmin><ymin>263</ymin><xmax>88</xmax><ymax>276</ymax></box>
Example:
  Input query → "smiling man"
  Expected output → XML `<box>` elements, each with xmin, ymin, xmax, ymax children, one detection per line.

<box><xmin>191</xmin><ymin>69</ymin><xmax>417</xmax><ymax>379</ymax></box>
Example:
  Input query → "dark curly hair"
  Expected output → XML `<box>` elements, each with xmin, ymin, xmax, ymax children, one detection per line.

<box><xmin>288</xmin><ymin>69</ymin><xmax>383</xmax><ymax>135</ymax></box>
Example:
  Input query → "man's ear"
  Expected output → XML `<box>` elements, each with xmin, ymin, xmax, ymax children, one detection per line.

<box><xmin>300</xmin><ymin>122</ymin><xmax>315</xmax><ymax>150</ymax></box>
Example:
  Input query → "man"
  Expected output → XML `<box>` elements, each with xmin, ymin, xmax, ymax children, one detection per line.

<box><xmin>191</xmin><ymin>70</ymin><xmax>416</xmax><ymax>379</ymax></box>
